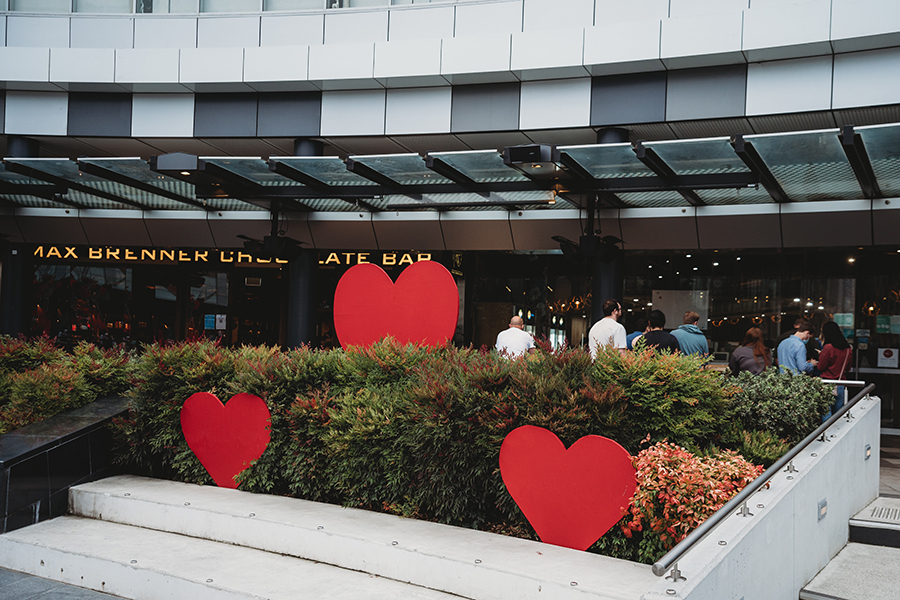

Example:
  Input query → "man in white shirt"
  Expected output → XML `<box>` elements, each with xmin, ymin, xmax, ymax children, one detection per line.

<box><xmin>588</xmin><ymin>299</ymin><xmax>627</xmax><ymax>359</ymax></box>
<box><xmin>495</xmin><ymin>316</ymin><xmax>535</xmax><ymax>358</ymax></box>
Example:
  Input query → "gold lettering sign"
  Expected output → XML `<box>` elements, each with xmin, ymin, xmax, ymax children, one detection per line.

<box><xmin>316</xmin><ymin>251</ymin><xmax>433</xmax><ymax>267</ymax></box>
<box><xmin>31</xmin><ymin>245</ymin><xmax>286</xmax><ymax>267</ymax></box>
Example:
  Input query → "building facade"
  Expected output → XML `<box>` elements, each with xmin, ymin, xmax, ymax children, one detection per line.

<box><xmin>1</xmin><ymin>0</ymin><xmax>900</xmax><ymax>423</ymax></box>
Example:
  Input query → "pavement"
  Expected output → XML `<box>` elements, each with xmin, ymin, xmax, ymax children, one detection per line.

<box><xmin>880</xmin><ymin>432</ymin><xmax>900</xmax><ymax>497</ymax></box>
<box><xmin>2</xmin><ymin>432</ymin><xmax>900</xmax><ymax>600</ymax></box>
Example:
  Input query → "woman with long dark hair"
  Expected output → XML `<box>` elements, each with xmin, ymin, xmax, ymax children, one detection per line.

<box><xmin>818</xmin><ymin>321</ymin><xmax>853</xmax><ymax>412</ymax></box>
<box><xmin>729</xmin><ymin>327</ymin><xmax>771</xmax><ymax>376</ymax></box>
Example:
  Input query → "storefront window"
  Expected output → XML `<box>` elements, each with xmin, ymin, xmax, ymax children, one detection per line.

<box><xmin>31</xmin><ymin>265</ymin><xmax>133</xmax><ymax>348</ymax></box>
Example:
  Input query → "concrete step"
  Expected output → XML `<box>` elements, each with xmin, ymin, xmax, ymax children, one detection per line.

<box><xmin>0</xmin><ymin>516</ymin><xmax>458</xmax><ymax>600</ymax></box>
<box><xmin>849</xmin><ymin>496</ymin><xmax>900</xmax><ymax>548</ymax></box>
<box><xmin>799</xmin><ymin>543</ymin><xmax>900</xmax><ymax>600</ymax></box>
<box><xmin>10</xmin><ymin>474</ymin><xmax>655</xmax><ymax>600</ymax></box>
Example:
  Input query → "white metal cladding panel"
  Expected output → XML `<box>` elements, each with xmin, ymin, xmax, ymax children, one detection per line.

<box><xmin>595</xmin><ymin>0</ymin><xmax>669</xmax><ymax>23</ymax></box>
<box><xmin>660</xmin><ymin>11</ymin><xmax>744</xmax><ymax>66</ymax></box>
<box><xmin>244</xmin><ymin>46</ymin><xmax>309</xmax><ymax>83</ymax></box>
<box><xmin>5</xmin><ymin>91</ymin><xmax>68</xmax><ymax>135</ymax></box>
<box><xmin>371</xmin><ymin>212</ymin><xmax>445</xmax><ymax>251</ymax></box>
<box><xmin>7</xmin><ymin>16</ymin><xmax>70</xmax><ymax>48</ymax></box>
<box><xmin>508</xmin><ymin>209</ymin><xmax>583</xmax><ymax>251</ymax></box>
<box><xmin>511</xmin><ymin>27</ymin><xmax>585</xmax><ymax>72</ymax></box>
<box><xmin>144</xmin><ymin>211</ymin><xmax>216</xmax><ymax>248</ymax></box>
<box><xmin>374</xmin><ymin>38</ymin><xmax>442</xmax><ymax>79</ymax></box>
<box><xmin>831</xmin><ymin>0</ymin><xmax>900</xmax><ymax>52</ymax></box>
<box><xmin>780</xmin><ymin>200</ymin><xmax>873</xmax><ymax>247</ymax></box>
<box><xmin>131</xmin><ymin>94</ymin><xmax>195</xmax><ymax>137</ymax></box>
<box><xmin>441</xmin><ymin>34</ymin><xmax>512</xmax><ymax>77</ymax></box>
<box><xmin>616</xmin><ymin>207</ymin><xmax>700</xmax><ymax>250</ymax></box>
<box><xmin>695</xmin><ymin>204</ymin><xmax>781</xmax><ymax>249</ymax></box>
<box><xmin>50</xmin><ymin>48</ymin><xmax>116</xmax><ymax>83</ymax></box>
<box><xmin>14</xmin><ymin>209</ymin><xmax>89</xmax><ymax>245</ymax></box>
<box><xmin>320</xmin><ymin>89</ymin><xmax>386</xmax><ymax>136</ymax></box>
<box><xmin>324</xmin><ymin>10</ymin><xmax>389</xmax><ymax>45</ymax></box>
<box><xmin>79</xmin><ymin>210</ymin><xmax>153</xmax><ymax>246</ymax></box>
<box><xmin>833</xmin><ymin>47</ymin><xmax>900</xmax><ymax>109</ymax></box>
<box><xmin>668</xmin><ymin>0</ymin><xmax>748</xmax><ymax>18</ymax></box>
<box><xmin>388</xmin><ymin>6</ymin><xmax>454</xmax><ymax>42</ymax></box>
<box><xmin>115</xmin><ymin>49</ymin><xmax>180</xmax><ymax>84</ymax></box>
<box><xmin>309</xmin><ymin>42</ymin><xmax>376</xmax><ymax>82</ymax></box>
<box><xmin>180</xmin><ymin>47</ymin><xmax>245</xmax><ymax>83</ymax></box>
<box><xmin>0</xmin><ymin>47</ymin><xmax>51</xmax><ymax>83</ymax></box>
<box><xmin>742</xmin><ymin>0</ymin><xmax>832</xmax><ymax>61</ymax></box>
<box><xmin>134</xmin><ymin>18</ymin><xmax>198</xmax><ymax>49</ymax></box>
<box><xmin>384</xmin><ymin>87</ymin><xmax>451</xmax><ymax>135</ymax></box>
<box><xmin>197</xmin><ymin>16</ymin><xmax>260</xmax><ymax>49</ymax></box>
<box><xmin>307</xmin><ymin>213</ymin><xmax>378</xmax><ymax>249</ymax></box>
<box><xmin>439</xmin><ymin>211</ymin><xmax>514</xmax><ymax>250</ymax></box>
<box><xmin>70</xmin><ymin>17</ymin><xmax>134</xmax><ymax>49</ymax></box>
<box><xmin>519</xmin><ymin>78</ymin><xmax>591</xmax><ymax>130</ymax></box>
<box><xmin>746</xmin><ymin>55</ymin><xmax>833</xmax><ymax>115</ymax></box>
<box><xmin>584</xmin><ymin>19</ymin><xmax>663</xmax><ymax>72</ymax></box>
<box><xmin>454</xmin><ymin>1</ymin><xmax>522</xmax><ymax>38</ymax></box>
<box><xmin>260</xmin><ymin>14</ymin><xmax>324</xmax><ymax>47</ymax></box>
<box><xmin>522</xmin><ymin>0</ymin><xmax>593</xmax><ymax>32</ymax></box>
<box><xmin>872</xmin><ymin>199</ymin><xmax>900</xmax><ymax>245</ymax></box>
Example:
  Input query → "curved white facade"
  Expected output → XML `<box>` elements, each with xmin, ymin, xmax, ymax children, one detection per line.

<box><xmin>1</xmin><ymin>0</ymin><xmax>899</xmax><ymax>150</ymax></box>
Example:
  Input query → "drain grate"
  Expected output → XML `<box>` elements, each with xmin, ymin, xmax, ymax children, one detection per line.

<box><xmin>870</xmin><ymin>506</ymin><xmax>900</xmax><ymax>521</ymax></box>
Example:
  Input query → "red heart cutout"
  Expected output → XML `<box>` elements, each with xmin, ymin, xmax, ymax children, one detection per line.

<box><xmin>180</xmin><ymin>392</ymin><xmax>271</xmax><ymax>489</ymax></box>
<box><xmin>333</xmin><ymin>261</ymin><xmax>459</xmax><ymax>348</ymax></box>
<box><xmin>499</xmin><ymin>426</ymin><xmax>637</xmax><ymax>551</ymax></box>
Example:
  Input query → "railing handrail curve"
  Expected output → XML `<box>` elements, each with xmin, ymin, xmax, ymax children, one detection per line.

<box><xmin>651</xmin><ymin>381</ymin><xmax>876</xmax><ymax>577</ymax></box>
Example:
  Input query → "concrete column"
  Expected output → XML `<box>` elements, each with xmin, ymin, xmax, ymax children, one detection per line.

<box><xmin>591</xmin><ymin>255</ymin><xmax>623</xmax><ymax>325</ymax></box>
<box><xmin>590</xmin><ymin>128</ymin><xmax>627</xmax><ymax>324</ymax></box>
<box><xmin>286</xmin><ymin>138</ymin><xmax>322</xmax><ymax>348</ymax></box>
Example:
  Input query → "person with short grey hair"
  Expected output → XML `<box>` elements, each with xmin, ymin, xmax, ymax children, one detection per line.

<box><xmin>495</xmin><ymin>316</ymin><xmax>535</xmax><ymax>358</ymax></box>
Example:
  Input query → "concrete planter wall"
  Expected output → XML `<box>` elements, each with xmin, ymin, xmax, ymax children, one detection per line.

<box><xmin>0</xmin><ymin>395</ymin><xmax>129</xmax><ymax>534</ymax></box>
<box><xmin>642</xmin><ymin>395</ymin><xmax>881</xmax><ymax>600</ymax></box>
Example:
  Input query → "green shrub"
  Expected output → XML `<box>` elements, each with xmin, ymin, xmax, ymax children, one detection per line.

<box><xmin>589</xmin><ymin>346</ymin><xmax>731</xmax><ymax>453</ymax></box>
<box><xmin>111</xmin><ymin>339</ymin><xmax>241</xmax><ymax>482</ymax></box>
<box><xmin>0</xmin><ymin>335</ymin><xmax>65</xmax><ymax>376</ymax></box>
<box><xmin>0</xmin><ymin>339</ymin><xmax>133</xmax><ymax>434</ymax></box>
<box><xmin>0</xmin><ymin>363</ymin><xmax>92</xmax><ymax>434</ymax></box>
<box><xmin>728</xmin><ymin>370</ymin><xmax>835</xmax><ymax>443</ymax></box>
<box><xmin>620</xmin><ymin>441</ymin><xmax>763</xmax><ymax>563</ymax></box>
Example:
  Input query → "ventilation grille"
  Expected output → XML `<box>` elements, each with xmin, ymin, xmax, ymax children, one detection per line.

<box><xmin>870</xmin><ymin>506</ymin><xmax>900</xmax><ymax>522</ymax></box>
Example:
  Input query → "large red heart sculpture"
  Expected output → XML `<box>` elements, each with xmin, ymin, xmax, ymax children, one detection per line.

<box><xmin>499</xmin><ymin>426</ymin><xmax>637</xmax><ymax>551</ymax></box>
<box><xmin>180</xmin><ymin>392</ymin><xmax>271</xmax><ymax>489</ymax></box>
<box><xmin>333</xmin><ymin>261</ymin><xmax>459</xmax><ymax>348</ymax></box>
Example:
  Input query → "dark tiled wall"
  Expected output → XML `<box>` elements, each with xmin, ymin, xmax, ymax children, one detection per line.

<box><xmin>666</xmin><ymin>65</ymin><xmax>748</xmax><ymax>121</ymax></box>
<box><xmin>67</xmin><ymin>92</ymin><xmax>133</xmax><ymax>137</ymax></box>
<box><xmin>257</xmin><ymin>92</ymin><xmax>321</xmax><ymax>137</ymax></box>
<box><xmin>0</xmin><ymin>398</ymin><xmax>125</xmax><ymax>534</ymax></box>
<box><xmin>194</xmin><ymin>93</ymin><xmax>259</xmax><ymax>137</ymax></box>
<box><xmin>451</xmin><ymin>83</ymin><xmax>521</xmax><ymax>133</ymax></box>
<box><xmin>591</xmin><ymin>72</ymin><xmax>667</xmax><ymax>127</ymax></box>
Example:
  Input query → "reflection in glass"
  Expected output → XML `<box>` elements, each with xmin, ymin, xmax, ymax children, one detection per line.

<box><xmin>31</xmin><ymin>265</ymin><xmax>133</xmax><ymax>349</ymax></box>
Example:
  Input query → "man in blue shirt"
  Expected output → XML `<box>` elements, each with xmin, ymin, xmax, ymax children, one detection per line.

<box><xmin>670</xmin><ymin>311</ymin><xmax>709</xmax><ymax>356</ymax></box>
<box><xmin>777</xmin><ymin>322</ymin><xmax>818</xmax><ymax>375</ymax></box>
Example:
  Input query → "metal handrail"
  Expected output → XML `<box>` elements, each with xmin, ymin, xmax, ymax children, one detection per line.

<box><xmin>651</xmin><ymin>380</ymin><xmax>875</xmax><ymax>579</ymax></box>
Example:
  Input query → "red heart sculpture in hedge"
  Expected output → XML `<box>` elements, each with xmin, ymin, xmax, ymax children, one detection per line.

<box><xmin>499</xmin><ymin>425</ymin><xmax>637</xmax><ymax>551</ymax></box>
<box><xmin>180</xmin><ymin>392</ymin><xmax>271</xmax><ymax>489</ymax></box>
<box><xmin>333</xmin><ymin>261</ymin><xmax>459</xmax><ymax>348</ymax></box>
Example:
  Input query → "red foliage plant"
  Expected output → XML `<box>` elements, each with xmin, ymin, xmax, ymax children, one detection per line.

<box><xmin>622</xmin><ymin>439</ymin><xmax>763</xmax><ymax>553</ymax></box>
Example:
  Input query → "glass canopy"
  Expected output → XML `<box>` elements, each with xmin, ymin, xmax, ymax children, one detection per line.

<box><xmin>2</xmin><ymin>123</ymin><xmax>900</xmax><ymax>212</ymax></box>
